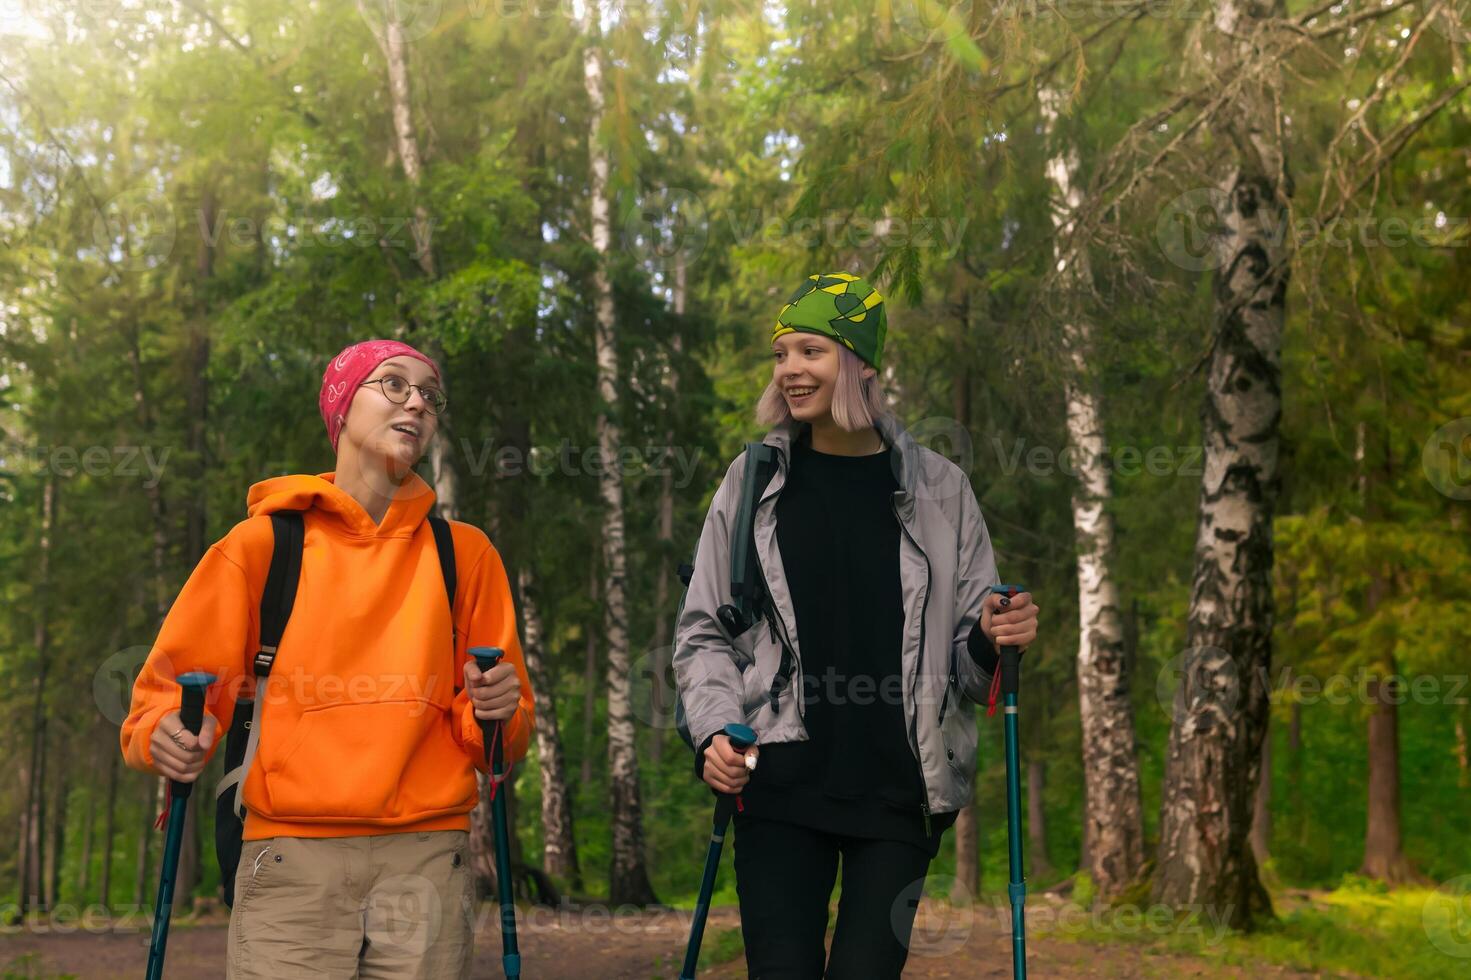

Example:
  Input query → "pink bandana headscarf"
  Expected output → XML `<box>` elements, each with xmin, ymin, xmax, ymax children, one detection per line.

<box><xmin>319</xmin><ymin>339</ymin><xmax>442</xmax><ymax>452</ymax></box>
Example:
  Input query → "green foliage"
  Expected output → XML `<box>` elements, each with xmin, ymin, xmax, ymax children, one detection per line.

<box><xmin>0</xmin><ymin>10</ymin><xmax>1467</xmax><ymax>980</ymax></box>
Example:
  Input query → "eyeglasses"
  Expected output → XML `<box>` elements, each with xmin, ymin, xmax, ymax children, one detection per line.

<box><xmin>359</xmin><ymin>374</ymin><xmax>448</xmax><ymax>415</ymax></box>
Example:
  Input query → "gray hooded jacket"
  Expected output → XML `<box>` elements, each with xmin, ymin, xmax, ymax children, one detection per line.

<box><xmin>672</xmin><ymin>414</ymin><xmax>1002</xmax><ymax>816</ymax></box>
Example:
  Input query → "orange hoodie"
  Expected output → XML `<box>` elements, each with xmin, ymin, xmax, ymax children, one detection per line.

<box><xmin>119</xmin><ymin>469</ymin><xmax>534</xmax><ymax>840</ymax></box>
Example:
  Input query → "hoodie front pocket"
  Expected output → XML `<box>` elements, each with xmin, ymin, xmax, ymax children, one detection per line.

<box><xmin>262</xmin><ymin>699</ymin><xmax>476</xmax><ymax>822</ymax></box>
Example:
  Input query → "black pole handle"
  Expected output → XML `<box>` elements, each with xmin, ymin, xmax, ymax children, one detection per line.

<box><xmin>172</xmin><ymin>672</ymin><xmax>217</xmax><ymax>801</ymax></box>
<box><xmin>994</xmin><ymin>585</ymin><xmax>1025</xmax><ymax>696</ymax></box>
<box><xmin>470</xmin><ymin>646</ymin><xmax>506</xmax><ymax>771</ymax></box>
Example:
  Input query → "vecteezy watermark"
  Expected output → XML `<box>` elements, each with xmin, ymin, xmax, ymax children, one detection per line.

<box><xmin>618</xmin><ymin>185</ymin><xmax>710</xmax><ymax>274</ymax></box>
<box><xmin>1155</xmin><ymin>645</ymin><xmax>1242</xmax><ymax>724</ymax></box>
<box><xmin>456</xmin><ymin>437</ymin><xmax>704</xmax><ymax>487</ymax></box>
<box><xmin>991</xmin><ymin>436</ymin><xmax>1204</xmax><ymax>479</ymax></box>
<box><xmin>1423</xmin><ymin>417</ymin><xmax>1471</xmax><ymax>500</ymax></box>
<box><xmin>630</xmin><ymin>646</ymin><xmax>679</xmax><ymax>732</ymax></box>
<box><xmin>894</xmin><ymin>873</ymin><xmax>975</xmax><ymax>957</ymax></box>
<box><xmin>94</xmin><ymin>646</ymin><xmax>153</xmax><ymax>727</ymax></box>
<box><xmin>1423</xmin><ymin>873</ymin><xmax>1471</xmax><ymax>959</ymax></box>
<box><xmin>197</xmin><ymin>208</ymin><xmax>426</xmax><ymax>251</ymax></box>
<box><xmin>2</xmin><ymin>444</ymin><xmax>171</xmax><ymax>488</ymax></box>
<box><xmin>1021</xmin><ymin>898</ymin><xmax>1236</xmax><ymax>944</ymax></box>
<box><xmin>1154</xmin><ymin>656</ymin><xmax>1470</xmax><ymax>719</ymax></box>
<box><xmin>91</xmin><ymin>189</ymin><xmax>177</xmax><ymax>272</ymax></box>
<box><xmin>0</xmin><ymin>902</ymin><xmax>164</xmax><ymax>935</ymax></box>
<box><xmin>613</xmin><ymin>186</ymin><xmax>971</xmax><ymax>270</ymax></box>
<box><xmin>631</xmin><ymin>646</ymin><xmax>975</xmax><ymax>732</ymax></box>
<box><xmin>908</xmin><ymin>416</ymin><xmax>976</xmax><ymax>504</ymax></box>
<box><xmin>1260</xmin><ymin>668</ymin><xmax>1468</xmax><ymax>709</ymax></box>
<box><xmin>93</xmin><ymin>647</ymin><xmax>455</xmax><ymax>726</ymax></box>
<box><xmin>892</xmin><ymin>883</ymin><xmax>1239</xmax><ymax>958</ymax></box>
<box><xmin>1156</xmin><ymin>187</ymin><xmax>1466</xmax><ymax>272</ymax></box>
<box><xmin>355</xmin><ymin>0</ymin><xmax>447</xmax><ymax>43</ymax></box>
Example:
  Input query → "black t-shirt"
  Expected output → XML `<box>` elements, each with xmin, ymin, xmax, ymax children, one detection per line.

<box><xmin>738</xmin><ymin>434</ymin><xmax>958</xmax><ymax>853</ymax></box>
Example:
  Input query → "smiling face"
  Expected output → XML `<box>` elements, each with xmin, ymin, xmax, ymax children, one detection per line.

<box><xmin>771</xmin><ymin>331</ymin><xmax>845</xmax><ymax>423</ymax></box>
<box><xmin>339</xmin><ymin>356</ymin><xmax>443</xmax><ymax>469</ymax></box>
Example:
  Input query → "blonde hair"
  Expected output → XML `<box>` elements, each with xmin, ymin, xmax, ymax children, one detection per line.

<box><xmin>756</xmin><ymin>342</ymin><xmax>890</xmax><ymax>431</ymax></box>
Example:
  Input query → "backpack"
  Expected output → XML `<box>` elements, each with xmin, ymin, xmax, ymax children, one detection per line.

<box><xmin>213</xmin><ymin>510</ymin><xmax>458</xmax><ymax>907</ymax></box>
<box><xmin>672</xmin><ymin>442</ymin><xmax>782</xmax><ymax>748</ymax></box>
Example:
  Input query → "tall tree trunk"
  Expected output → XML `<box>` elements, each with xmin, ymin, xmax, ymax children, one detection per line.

<box><xmin>1250</xmin><ymin>720</ymin><xmax>1272</xmax><ymax>868</ymax></box>
<box><xmin>1360</xmin><ymin>667</ymin><xmax>1417</xmax><ymax>881</ymax></box>
<box><xmin>365</xmin><ymin>0</ymin><xmax>459</xmax><ymax>524</ymax></box>
<box><xmin>581</xmin><ymin>3</ymin><xmax>657</xmax><ymax>907</ymax></box>
<box><xmin>469</xmin><ymin>773</ymin><xmax>495</xmax><ymax>899</ymax></box>
<box><xmin>1456</xmin><ymin>705</ymin><xmax>1469</xmax><ymax>791</ymax></box>
<box><xmin>100</xmin><ymin>749</ymin><xmax>119</xmax><ymax>908</ymax></box>
<box><xmin>134</xmin><ymin>778</ymin><xmax>160</xmax><ymax>907</ymax></box>
<box><xmin>77</xmin><ymin>750</ymin><xmax>95</xmax><ymax>901</ymax></box>
<box><xmin>374</xmin><ymin>0</ymin><xmax>435</xmax><ymax>281</ymax></box>
<box><xmin>45</xmin><ymin>759</ymin><xmax>69</xmax><ymax>910</ymax></box>
<box><xmin>1288</xmin><ymin>699</ymin><xmax>1306</xmax><ymax>845</ymax></box>
<box><xmin>21</xmin><ymin>475</ymin><xmax>57</xmax><ymax>914</ymax></box>
<box><xmin>1040</xmin><ymin>84</ymin><xmax>1146</xmax><ymax>902</ymax></box>
<box><xmin>517</xmin><ymin>566</ymin><xmax>582</xmax><ymax>890</ymax></box>
<box><xmin>1152</xmin><ymin>0</ymin><xmax>1288</xmax><ymax>930</ymax></box>
<box><xmin>1028</xmin><ymin>757</ymin><xmax>1054</xmax><ymax>879</ymax></box>
<box><xmin>580</xmin><ymin>612</ymin><xmax>598</xmax><ymax>788</ymax></box>
<box><xmin>952</xmin><ymin>798</ymin><xmax>979</xmax><ymax>902</ymax></box>
<box><xmin>649</xmin><ymin>253</ymin><xmax>687</xmax><ymax>768</ymax></box>
<box><xmin>172</xmin><ymin>201</ymin><xmax>214</xmax><ymax>912</ymax></box>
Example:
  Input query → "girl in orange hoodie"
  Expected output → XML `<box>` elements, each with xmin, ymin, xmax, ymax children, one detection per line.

<box><xmin>120</xmin><ymin>339</ymin><xmax>534</xmax><ymax>979</ymax></box>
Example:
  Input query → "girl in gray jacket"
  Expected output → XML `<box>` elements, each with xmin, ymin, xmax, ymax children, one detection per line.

<box><xmin>673</xmin><ymin>273</ymin><xmax>1040</xmax><ymax>978</ymax></box>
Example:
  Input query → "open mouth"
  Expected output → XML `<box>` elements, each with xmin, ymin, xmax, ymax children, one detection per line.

<box><xmin>390</xmin><ymin>422</ymin><xmax>421</xmax><ymax>440</ymax></box>
<box><xmin>785</xmin><ymin>385</ymin><xmax>818</xmax><ymax>404</ymax></box>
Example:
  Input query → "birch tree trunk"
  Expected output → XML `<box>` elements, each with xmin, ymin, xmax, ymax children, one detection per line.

<box><xmin>1152</xmin><ymin>0</ymin><xmax>1288</xmax><ymax>928</ymax></box>
<box><xmin>1040</xmin><ymin>84</ymin><xmax>1145</xmax><ymax>901</ymax></box>
<box><xmin>580</xmin><ymin>0</ymin><xmax>657</xmax><ymax>906</ymax></box>
<box><xmin>649</xmin><ymin>253</ymin><xmax>686</xmax><ymax>767</ymax></box>
<box><xmin>517</xmin><ymin>566</ymin><xmax>582</xmax><ymax>889</ymax></box>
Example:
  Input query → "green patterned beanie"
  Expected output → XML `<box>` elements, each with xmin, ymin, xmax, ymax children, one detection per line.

<box><xmin>771</xmin><ymin>272</ymin><xmax>887</xmax><ymax>371</ymax></box>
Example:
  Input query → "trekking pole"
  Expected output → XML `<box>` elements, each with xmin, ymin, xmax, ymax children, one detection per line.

<box><xmin>995</xmin><ymin>584</ymin><xmax>1028</xmax><ymax>979</ymax></box>
<box><xmin>470</xmin><ymin>647</ymin><xmax>520</xmax><ymax>980</ymax></box>
<box><xmin>145</xmin><ymin>670</ymin><xmax>217</xmax><ymax>980</ymax></box>
<box><xmin>680</xmin><ymin>722</ymin><xmax>757</xmax><ymax>980</ymax></box>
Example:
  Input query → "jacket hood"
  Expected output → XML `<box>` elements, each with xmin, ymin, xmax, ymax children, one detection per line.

<box><xmin>246</xmin><ymin>469</ymin><xmax>437</xmax><ymax>538</ymax></box>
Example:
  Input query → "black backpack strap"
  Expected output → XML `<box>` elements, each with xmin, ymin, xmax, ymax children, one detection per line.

<box><xmin>218</xmin><ymin>510</ymin><xmax>304</xmax><ymax>832</ymax></box>
<box><xmin>722</xmin><ymin>442</ymin><xmax>778</xmax><ymax>633</ymax></box>
<box><xmin>428</xmin><ymin>515</ymin><xmax>457</xmax><ymax>647</ymax></box>
<box><xmin>256</xmin><ymin>511</ymin><xmax>305</xmax><ymax>678</ymax></box>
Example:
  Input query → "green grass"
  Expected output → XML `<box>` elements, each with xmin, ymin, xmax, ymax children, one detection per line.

<box><xmin>696</xmin><ymin>926</ymin><xmax>745</xmax><ymax>971</ymax></box>
<box><xmin>1044</xmin><ymin>876</ymin><xmax>1471</xmax><ymax>980</ymax></box>
<box><xmin>2</xmin><ymin>954</ymin><xmax>78</xmax><ymax>980</ymax></box>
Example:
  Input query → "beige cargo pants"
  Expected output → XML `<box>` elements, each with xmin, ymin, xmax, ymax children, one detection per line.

<box><xmin>225</xmin><ymin>830</ymin><xmax>477</xmax><ymax>979</ymax></box>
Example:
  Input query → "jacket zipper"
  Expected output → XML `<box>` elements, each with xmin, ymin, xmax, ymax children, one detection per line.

<box><xmin>894</xmin><ymin>496</ymin><xmax>933</xmax><ymax>835</ymax></box>
<box><xmin>754</xmin><ymin>459</ymin><xmax>804</xmax><ymax>718</ymax></box>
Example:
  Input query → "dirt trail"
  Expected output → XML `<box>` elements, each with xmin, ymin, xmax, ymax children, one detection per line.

<box><xmin>0</xmin><ymin>902</ymin><xmax>1338</xmax><ymax>979</ymax></box>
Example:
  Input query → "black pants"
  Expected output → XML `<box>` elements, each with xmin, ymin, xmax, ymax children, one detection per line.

<box><xmin>731</xmin><ymin>814</ymin><xmax>934</xmax><ymax>979</ymax></box>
